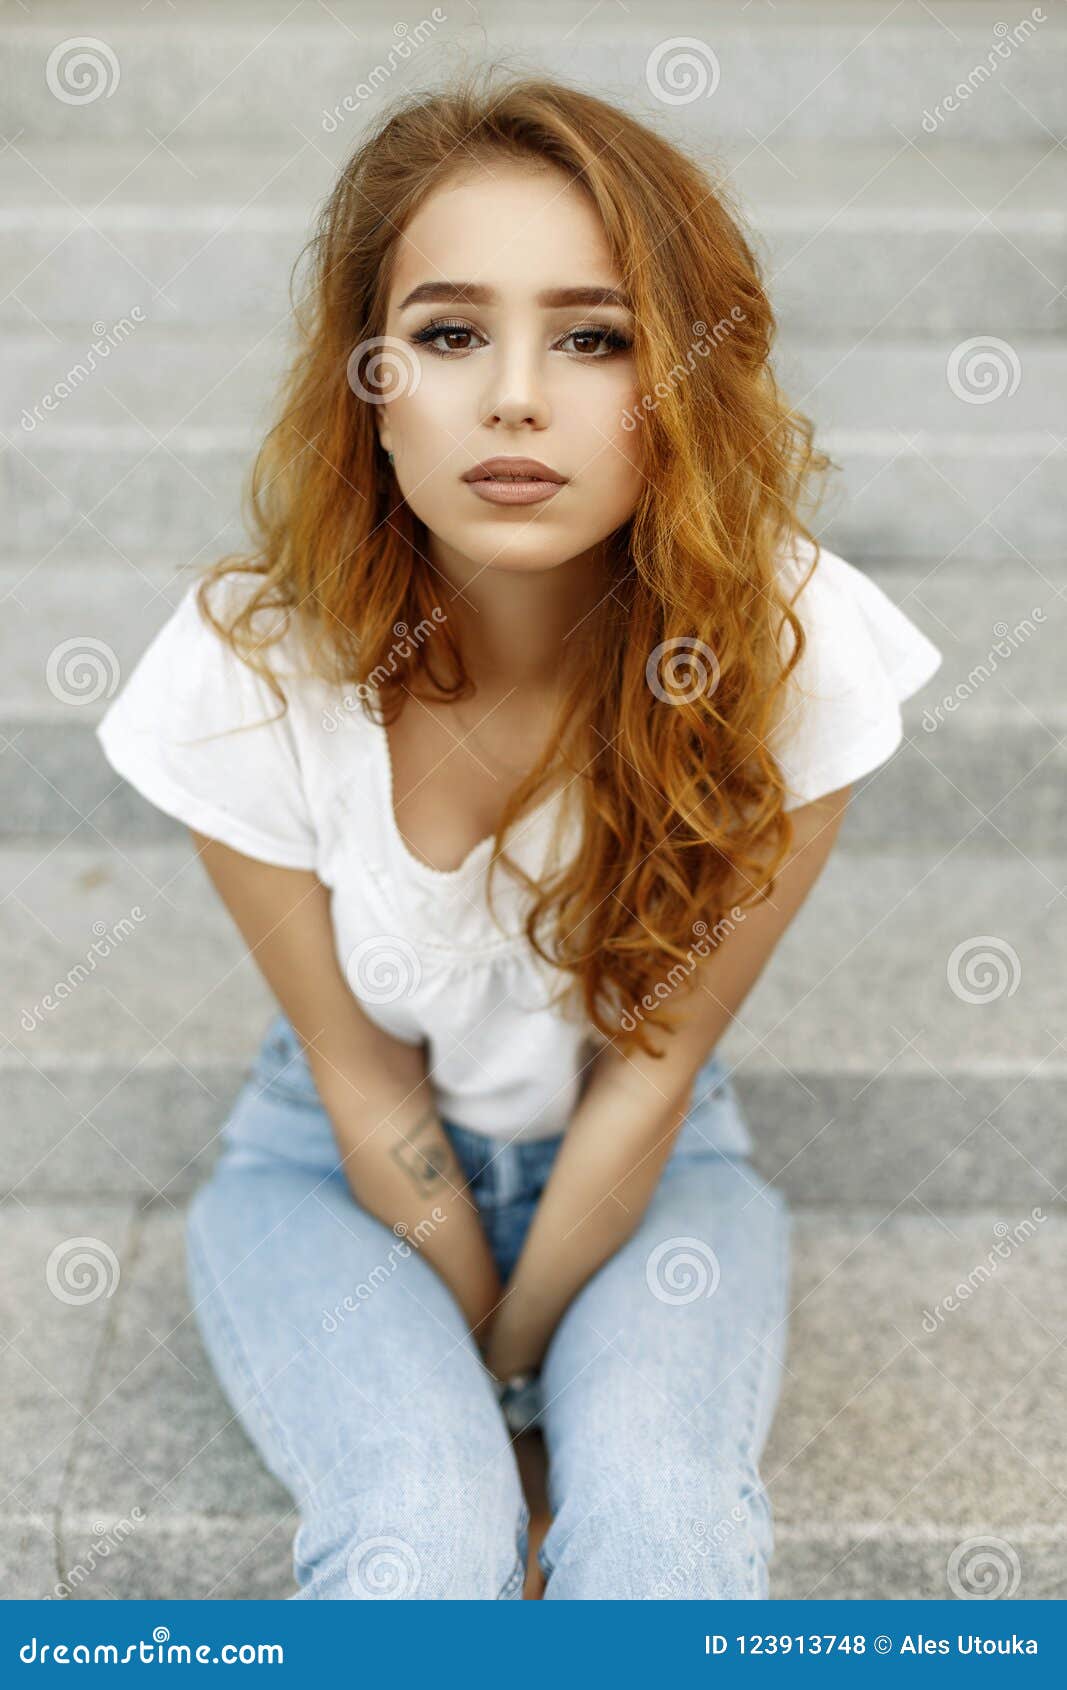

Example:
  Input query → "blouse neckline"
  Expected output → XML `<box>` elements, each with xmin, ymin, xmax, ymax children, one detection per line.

<box><xmin>369</xmin><ymin>695</ymin><xmax>564</xmax><ymax>887</ymax></box>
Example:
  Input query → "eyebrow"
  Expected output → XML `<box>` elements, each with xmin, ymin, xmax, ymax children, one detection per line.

<box><xmin>397</xmin><ymin>281</ymin><xmax>632</xmax><ymax>312</ymax></box>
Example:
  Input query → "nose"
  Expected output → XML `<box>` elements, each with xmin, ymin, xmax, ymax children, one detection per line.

<box><xmin>482</xmin><ymin>333</ymin><xmax>552</xmax><ymax>430</ymax></box>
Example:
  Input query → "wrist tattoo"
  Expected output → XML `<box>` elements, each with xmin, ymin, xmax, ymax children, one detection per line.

<box><xmin>389</xmin><ymin>1106</ymin><xmax>456</xmax><ymax>1196</ymax></box>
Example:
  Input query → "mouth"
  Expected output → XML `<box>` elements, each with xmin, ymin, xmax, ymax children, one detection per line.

<box><xmin>461</xmin><ymin>457</ymin><xmax>567</xmax><ymax>506</ymax></box>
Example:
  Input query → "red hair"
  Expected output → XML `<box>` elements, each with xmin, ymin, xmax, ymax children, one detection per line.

<box><xmin>197</xmin><ymin>69</ymin><xmax>834</xmax><ymax>1059</ymax></box>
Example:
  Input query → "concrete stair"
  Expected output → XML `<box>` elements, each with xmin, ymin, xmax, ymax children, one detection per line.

<box><xmin>2</xmin><ymin>0</ymin><xmax>1064</xmax><ymax>1601</ymax></box>
<box><xmin>4</xmin><ymin>1</ymin><xmax>1064</xmax><ymax>148</ymax></box>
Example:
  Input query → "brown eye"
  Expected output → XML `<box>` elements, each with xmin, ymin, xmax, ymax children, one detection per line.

<box><xmin>559</xmin><ymin>326</ymin><xmax>633</xmax><ymax>358</ymax></box>
<box><xmin>411</xmin><ymin>319</ymin><xmax>485</xmax><ymax>357</ymax></box>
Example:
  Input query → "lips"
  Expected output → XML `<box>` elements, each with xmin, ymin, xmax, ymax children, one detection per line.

<box><xmin>461</xmin><ymin>457</ymin><xmax>566</xmax><ymax>484</ymax></box>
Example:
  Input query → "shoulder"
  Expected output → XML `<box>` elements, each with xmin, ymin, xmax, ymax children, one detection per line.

<box><xmin>775</xmin><ymin>537</ymin><xmax>941</xmax><ymax>697</ymax></box>
<box><xmin>176</xmin><ymin>570</ymin><xmax>317</xmax><ymax>690</ymax></box>
<box><xmin>768</xmin><ymin>535</ymin><xmax>943</xmax><ymax>809</ymax></box>
<box><xmin>94</xmin><ymin>570</ymin><xmax>334</xmax><ymax>869</ymax></box>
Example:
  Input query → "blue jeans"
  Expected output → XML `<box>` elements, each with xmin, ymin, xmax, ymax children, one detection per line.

<box><xmin>184</xmin><ymin>1011</ymin><xmax>793</xmax><ymax>1599</ymax></box>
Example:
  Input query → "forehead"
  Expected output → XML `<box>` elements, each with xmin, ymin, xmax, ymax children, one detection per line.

<box><xmin>386</xmin><ymin>160</ymin><xmax>620</xmax><ymax>300</ymax></box>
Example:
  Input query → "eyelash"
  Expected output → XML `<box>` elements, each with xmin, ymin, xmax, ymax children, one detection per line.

<box><xmin>410</xmin><ymin>317</ymin><xmax>633</xmax><ymax>359</ymax></box>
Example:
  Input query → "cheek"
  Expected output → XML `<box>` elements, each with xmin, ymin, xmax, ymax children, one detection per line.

<box><xmin>387</xmin><ymin>383</ymin><xmax>448</xmax><ymax>456</ymax></box>
<box><xmin>572</xmin><ymin>371</ymin><xmax>644</xmax><ymax>466</ymax></box>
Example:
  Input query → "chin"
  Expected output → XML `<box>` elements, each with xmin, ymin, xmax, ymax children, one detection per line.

<box><xmin>439</xmin><ymin>519</ymin><xmax>571</xmax><ymax>568</ymax></box>
<box><xmin>468</xmin><ymin>542</ymin><xmax>576</xmax><ymax>573</ymax></box>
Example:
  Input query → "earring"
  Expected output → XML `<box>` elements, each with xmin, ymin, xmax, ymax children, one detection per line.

<box><xmin>386</xmin><ymin>450</ymin><xmax>394</xmax><ymax>464</ymax></box>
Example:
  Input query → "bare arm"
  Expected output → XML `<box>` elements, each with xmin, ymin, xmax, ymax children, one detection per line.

<box><xmin>483</xmin><ymin>785</ymin><xmax>852</xmax><ymax>1378</ymax></box>
<box><xmin>188</xmin><ymin>829</ymin><xmax>503</xmax><ymax>1352</ymax></box>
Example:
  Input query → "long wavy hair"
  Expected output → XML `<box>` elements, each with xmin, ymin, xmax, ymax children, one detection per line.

<box><xmin>196</xmin><ymin>68</ymin><xmax>834</xmax><ymax>1060</ymax></box>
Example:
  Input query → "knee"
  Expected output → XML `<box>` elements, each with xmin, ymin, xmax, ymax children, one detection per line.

<box><xmin>648</xmin><ymin>1465</ymin><xmax>776</xmax><ymax>1598</ymax></box>
<box><xmin>292</xmin><ymin>1447</ymin><xmax>527</xmax><ymax>1599</ymax></box>
<box><xmin>543</xmin><ymin>1451</ymin><xmax>775</xmax><ymax>1599</ymax></box>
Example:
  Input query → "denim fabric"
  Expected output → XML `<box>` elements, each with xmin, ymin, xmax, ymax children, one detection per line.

<box><xmin>185</xmin><ymin>1011</ymin><xmax>793</xmax><ymax>1599</ymax></box>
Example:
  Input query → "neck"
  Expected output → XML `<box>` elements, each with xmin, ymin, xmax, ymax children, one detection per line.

<box><xmin>426</xmin><ymin>534</ymin><xmax>613</xmax><ymax>696</ymax></box>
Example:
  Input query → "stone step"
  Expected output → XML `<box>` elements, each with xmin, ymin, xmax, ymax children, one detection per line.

<box><xmin>2</xmin><ymin>553</ymin><xmax>1062</xmax><ymax>847</ymax></box>
<box><xmin>3</xmin><ymin>1196</ymin><xmax>1063</xmax><ymax>1598</ymax></box>
<box><xmin>1</xmin><ymin>842</ymin><xmax>1062</xmax><ymax>1208</ymax></box>
<box><xmin>1</xmin><ymin>139</ymin><xmax>1062</xmax><ymax>334</ymax></box>
<box><xmin>5</xmin><ymin>358</ymin><xmax>1064</xmax><ymax>563</ymax></box>
<box><xmin>6</xmin><ymin>0</ymin><xmax>1063</xmax><ymax>146</ymax></box>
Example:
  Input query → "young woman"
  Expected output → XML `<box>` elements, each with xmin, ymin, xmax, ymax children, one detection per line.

<box><xmin>96</xmin><ymin>73</ymin><xmax>941</xmax><ymax>1600</ymax></box>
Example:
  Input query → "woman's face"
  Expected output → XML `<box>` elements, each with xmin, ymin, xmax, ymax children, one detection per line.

<box><xmin>374</xmin><ymin>160</ymin><xmax>646</xmax><ymax>576</ymax></box>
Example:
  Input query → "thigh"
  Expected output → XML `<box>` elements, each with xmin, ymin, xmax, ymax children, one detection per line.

<box><xmin>186</xmin><ymin>1151</ymin><xmax>519</xmax><ymax>1488</ymax></box>
<box><xmin>536</xmin><ymin>1153</ymin><xmax>793</xmax><ymax>1594</ymax></box>
<box><xmin>184</xmin><ymin>1139</ymin><xmax>527</xmax><ymax>1596</ymax></box>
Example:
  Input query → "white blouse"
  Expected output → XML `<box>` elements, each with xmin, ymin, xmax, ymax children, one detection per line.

<box><xmin>95</xmin><ymin>538</ymin><xmax>942</xmax><ymax>1141</ymax></box>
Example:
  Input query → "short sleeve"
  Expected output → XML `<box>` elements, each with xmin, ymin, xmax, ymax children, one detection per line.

<box><xmin>95</xmin><ymin>576</ymin><xmax>319</xmax><ymax>869</ymax></box>
<box><xmin>768</xmin><ymin>543</ymin><xmax>943</xmax><ymax>810</ymax></box>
